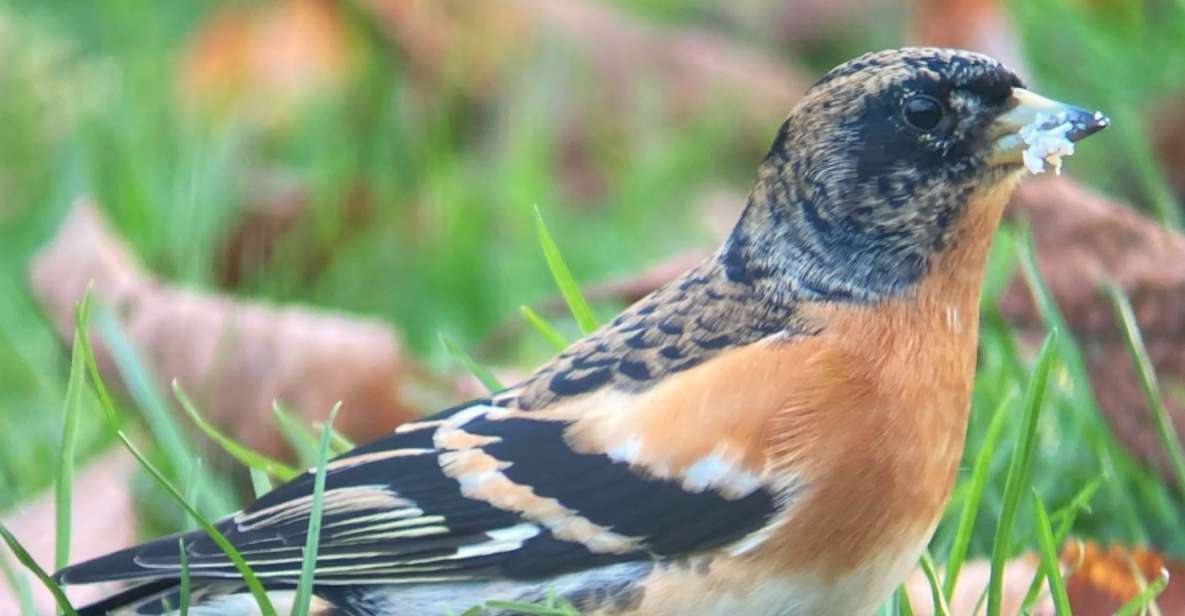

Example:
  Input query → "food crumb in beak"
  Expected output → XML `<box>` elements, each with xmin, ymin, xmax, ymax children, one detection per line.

<box><xmin>1019</xmin><ymin>113</ymin><xmax>1076</xmax><ymax>175</ymax></box>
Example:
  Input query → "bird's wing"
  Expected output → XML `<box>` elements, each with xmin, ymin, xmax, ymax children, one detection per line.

<box><xmin>55</xmin><ymin>388</ymin><xmax>785</xmax><ymax>587</ymax></box>
<box><xmin>58</xmin><ymin>262</ymin><xmax>821</xmax><ymax>588</ymax></box>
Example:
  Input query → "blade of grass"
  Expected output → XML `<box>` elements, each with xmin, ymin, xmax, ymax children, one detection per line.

<box><xmin>0</xmin><ymin>550</ymin><xmax>37</xmax><ymax>616</ymax></box>
<box><xmin>75</xmin><ymin>300</ymin><xmax>276</xmax><ymax>616</ymax></box>
<box><xmin>292</xmin><ymin>403</ymin><xmax>340</xmax><ymax>616</ymax></box>
<box><xmin>918</xmin><ymin>552</ymin><xmax>951</xmax><ymax>616</ymax></box>
<box><xmin>272</xmin><ymin>402</ymin><xmax>320</xmax><ymax>467</ymax></box>
<box><xmin>54</xmin><ymin>319</ymin><xmax>89</xmax><ymax>572</ymax></box>
<box><xmin>1114</xmin><ymin>567</ymin><xmax>1170</xmax><ymax>616</ymax></box>
<box><xmin>1016</xmin><ymin>234</ymin><xmax>1148</xmax><ymax>540</ymax></box>
<box><xmin>533</xmin><ymin>206</ymin><xmax>598</xmax><ymax>334</ymax></box>
<box><xmin>112</xmin><ymin>430</ymin><xmax>277</xmax><ymax>615</ymax></box>
<box><xmin>987</xmin><ymin>329</ymin><xmax>1059</xmax><ymax>616</ymax></box>
<box><xmin>439</xmin><ymin>333</ymin><xmax>504</xmax><ymax>393</ymax></box>
<box><xmin>944</xmin><ymin>389</ymin><xmax>1017</xmax><ymax>600</ymax></box>
<box><xmin>1048</xmin><ymin>478</ymin><xmax>1102</xmax><ymax>532</ymax></box>
<box><xmin>173</xmin><ymin>381</ymin><xmax>298</xmax><ymax>481</ymax></box>
<box><xmin>0</xmin><ymin>523</ymin><xmax>79</xmax><ymax>616</ymax></box>
<box><xmin>90</xmin><ymin>304</ymin><xmax>235</xmax><ymax>516</ymax></box>
<box><xmin>249</xmin><ymin>468</ymin><xmax>274</xmax><ymax>498</ymax></box>
<box><xmin>184</xmin><ymin>458</ymin><xmax>203</xmax><ymax>528</ymax></box>
<box><xmin>313</xmin><ymin>421</ymin><xmax>354</xmax><ymax>454</ymax></box>
<box><xmin>1020</xmin><ymin>478</ymin><xmax>1102</xmax><ymax>612</ymax></box>
<box><xmin>1106</xmin><ymin>283</ymin><xmax>1185</xmax><ymax>496</ymax></box>
<box><xmin>520</xmin><ymin>305</ymin><xmax>569</xmax><ymax>351</ymax></box>
<box><xmin>891</xmin><ymin>585</ymin><xmax>910</xmax><ymax>616</ymax></box>
<box><xmin>896</xmin><ymin>585</ymin><xmax>914</xmax><ymax>616</ymax></box>
<box><xmin>1031</xmin><ymin>490</ymin><xmax>1071</xmax><ymax>615</ymax></box>
<box><xmin>178</xmin><ymin>538</ymin><xmax>190</xmax><ymax>616</ymax></box>
<box><xmin>481</xmin><ymin>603</ymin><xmax>569</xmax><ymax>616</ymax></box>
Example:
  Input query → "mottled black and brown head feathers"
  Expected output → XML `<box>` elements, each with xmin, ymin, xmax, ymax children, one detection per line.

<box><xmin>727</xmin><ymin>47</ymin><xmax>1025</xmax><ymax>303</ymax></box>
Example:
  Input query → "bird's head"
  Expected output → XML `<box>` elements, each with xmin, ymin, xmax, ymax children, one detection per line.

<box><xmin>726</xmin><ymin>47</ymin><xmax>1107</xmax><ymax>303</ymax></box>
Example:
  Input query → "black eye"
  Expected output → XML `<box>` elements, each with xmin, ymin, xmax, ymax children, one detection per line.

<box><xmin>903</xmin><ymin>95</ymin><xmax>945</xmax><ymax>131</ymax></box>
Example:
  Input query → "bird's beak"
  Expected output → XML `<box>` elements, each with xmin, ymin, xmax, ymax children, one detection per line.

<box><xmin>988</xmin><ymin>88</ymin><xmax>1109</xmax><ymax>167</ymax></box>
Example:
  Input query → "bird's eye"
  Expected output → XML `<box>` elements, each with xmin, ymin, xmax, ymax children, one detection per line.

<box><xmin>903</xmin><ymin>95</ymin><xmax>945</xmax><ymax>131</ymax></box>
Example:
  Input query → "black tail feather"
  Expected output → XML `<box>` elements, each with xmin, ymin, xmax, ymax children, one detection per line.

<box><xmin>55</xmin><ymin>531</ymin><xmax>188</xmax><ymax>586</ymax></box>
<box><xmin>75</xmin><ymin>579</ymin><xmax>178</xmax><ymax>616</ymax></box>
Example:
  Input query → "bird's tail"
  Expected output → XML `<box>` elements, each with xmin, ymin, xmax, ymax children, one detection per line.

<box><xmin>74</xmin><ymin>580</ymin><xmax>311</xmax><ymax>615</ymax></box>
<box><xmin>74</xmin><ymin>579</ymin><xmax>178</xmax><ymax>615</ymax></box>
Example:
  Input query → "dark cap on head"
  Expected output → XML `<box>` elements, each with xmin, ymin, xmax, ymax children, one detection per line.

<box><xmin>722</xmin><ymin>47</ymin><xmax>1107</xmax><ymax>304</ymax></box>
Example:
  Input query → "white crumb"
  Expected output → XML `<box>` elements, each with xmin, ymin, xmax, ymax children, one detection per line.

<box><xmin>1018</xmin><ymin>112</ymin><xmax>1076</xmax><ymax>175</ymax></box>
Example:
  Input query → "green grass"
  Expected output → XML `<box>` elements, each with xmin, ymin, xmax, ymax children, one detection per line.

<box><xmin>0</xmin><ymin>523</ymin><xmax>78</xmax><ymax>616</ymax></box>
<box><xmin>174</xmin><ymin>381</ymin><xmax>299</xmax><ymax>482</ymax></box>
<box><xmin>986</xmin><ymin>330</ymin><xmax>1059</xmax><ymax>616</ymax></box>
<box><xmin>918</xmin><ymin>552</ymin><xmax>951</xmax><ymax>616</ymax></box>
<box><xmin>1032</xmin><ymin>490</ymin><xmax>1071</xmax><ymax>615</ymax></box>
<box><xmin>292</xmin><ymin>403</ymin><xmax>338</xmax><ymax>616</ymax></box>
<box><xmin>53</xmin><ymin>321</ymin><xmax>87</xmax><ymax>572</ymax></box>
<box><xmin>1108</xmin><ymin>284</ymin><xmax>1185</xmax><ymax>497</ymax></box>
<box><xmin>77</xmin><ymin>294</ymin><xmax>279</xmax><ymax>616</ymax></box>
<box><xmin>1113</xmin><ymin>567</ymin><xmax>1170</xmax><ymax>616</ymax></box>
<box><xmin>1</xmin><ymin>1</ymin><xmax>1185</xmax><ymax>614</ymax></box>
<box><xmin>440</xmin><ymin>334</ymin><xmax>506</xmax><ymax>394</ymax></box>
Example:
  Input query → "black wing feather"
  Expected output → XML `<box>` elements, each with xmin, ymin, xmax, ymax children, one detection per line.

<box><xmin>57</xmin><ymin>397</ymin><xmax>780</xmax><ymax>588</ymax></box>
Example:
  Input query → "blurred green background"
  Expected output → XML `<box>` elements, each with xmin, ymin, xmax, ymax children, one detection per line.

<box><xmin>2</xmin><ymin>0</ymin><xmax>1185</xmax><ymax>609</ymax></box>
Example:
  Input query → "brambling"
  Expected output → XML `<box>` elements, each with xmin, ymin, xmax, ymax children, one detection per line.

<box><xmin>57</xmin><ymin>48</ymin><xmax>1107</xmax><ymax>615</ymax></box>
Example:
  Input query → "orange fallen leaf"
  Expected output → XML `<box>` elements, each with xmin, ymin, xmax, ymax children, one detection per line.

<box><xmin>1061</xmin><ymin>541</ymin><xmax>1185</xmax><ymax>615</ymax></box>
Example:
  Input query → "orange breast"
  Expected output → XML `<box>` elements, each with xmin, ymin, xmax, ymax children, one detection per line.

<box><xmin>748</xmin><ymin>177</ymin><xmax>1016</xmax><ymax>577</ymax></box>
<box><xmin>559</xmin><ymin>179</ymin><xmax>1016</xmax><ymax>581</ymax></box>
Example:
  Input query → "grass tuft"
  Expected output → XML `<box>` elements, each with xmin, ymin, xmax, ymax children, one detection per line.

<box><xmin>92</xmin><ymin>306</ymin><xmax>235</xmax><ymax>516</ymax></box>
<box><xmin>987</xmin><ymin>329</ymin><xmax>1059</xmax><ymax>616</ymax></box>
<box><xmin>73</xmin><ymin>292</ymin><xmax>277</xmax><ymax>616</ymax></box>
<box><xmin>943</xmin><ymin>389</ymin><xmax>1016</xmax><ymax>600</ymax></box>
<box><xmin>1020</xmin><ymin>478</ymin><xmax>1102</xmax><ymax>612</ymax></box>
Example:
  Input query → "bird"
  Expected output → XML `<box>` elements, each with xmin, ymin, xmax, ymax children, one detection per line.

<box><xmin>55</xmin><ymin>47</ymin><xmax>1108</xmax><ymax>616</ymax></box>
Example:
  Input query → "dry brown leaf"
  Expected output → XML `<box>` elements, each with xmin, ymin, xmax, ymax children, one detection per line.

<box><xmin>0</xmin><ymin>450</ymin><xmax>135</xmax><ymax>615</ymax></box>
<box><xmin>362</xmin><ymin>0</ymin><xmax>809</xmax><ymax>129</ymax></box>
<box><xmin>1002</xmin><ymin>177</ymin><xmax>1185</xmax><ymax>488</ymax></box>
<box><xmin>515</xmin><ymin>0</ymin><xmax>808</xmax><ymax>126</ymax></box>
<box><xmin>1150</xmin><ymin>94</ymin><xmax>1185</xmax><ymax>202</ymax></box>
<box><xmin>28</xmin><ymin>201</ymin><xmax>429</xmax><ymax>462</ymax></box>
<box><xmin>1061</xmin><ymin>541</ymin><xmax>1185</xmax><ymax>615</ymax></box>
